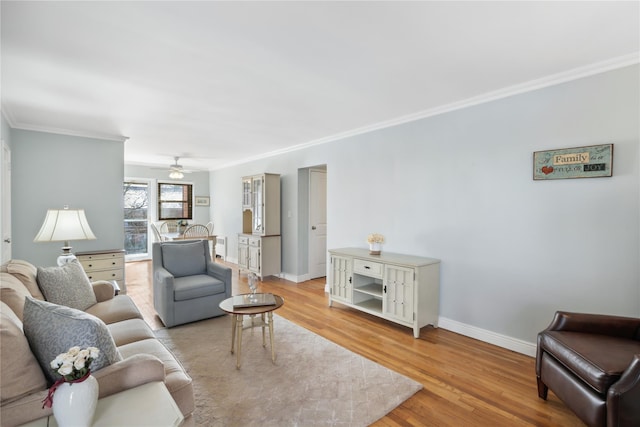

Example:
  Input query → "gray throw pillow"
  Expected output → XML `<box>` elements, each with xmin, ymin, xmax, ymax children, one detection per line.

<box><xmin>23</xmin><ymin>297</ymin><xmax>122</xmax><ymax>384</ymax></box>
<box><xmin>162</xmin><ymin>241</ymin><xmax>207</xmax><ymax>278</ymax></box>
<box><xmin>37</xmin><ymin>260</ymin><xmax>97</xmax><ymax>310</ymax></box>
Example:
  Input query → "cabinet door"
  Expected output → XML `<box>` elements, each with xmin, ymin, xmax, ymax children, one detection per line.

<box><xmin>238</xmin><ymin>243</ymin><xmax>249</xmax><ymax>269</ymax></box>
<box><xmin>252</xmin><ymin>177</ymin><xmax>264</xmax><ymax>234</ymax></box>
<box><xmin>384</xmin><ymin>265</ymin><xmax>414</xmax><ymax>323</ymax></box>
<box><xmin>248</xmin><ymin>245</ymin><xmax>261</xmax><ymax>273</ymax></box>
<box><xmin>330</xmin><ymin>255</ymin><xmax>352</xmax><ymax>303</ymax></box>
<box><xmin>241</xmin><ymin>178</ymin><xmax>252</xmax><ymax>209</ymax></box>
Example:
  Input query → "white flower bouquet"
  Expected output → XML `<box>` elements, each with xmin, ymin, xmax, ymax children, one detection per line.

<box><xmin>50</xmin><ymin>346</ymin><xmax>100</xmax><ymax>382</ymax></box>
<box><xmin>366</xmin><ymin>233</ymin><xmax>385</xmax><ymax>244</ymax></box>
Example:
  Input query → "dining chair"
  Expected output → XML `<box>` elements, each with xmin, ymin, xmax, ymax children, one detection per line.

<box><xmin>150</xmin><ymin>223</ymin><xmax>163</xmax><ymax>242</ymax></box>
<box><xmin>205</xmin><ymin>221</ymin><xmax>214</xmax><ymax>234</ymax></box>
<box><xmin>183</xmin><ymin>224</ymin><xmax>210</xmax><ymax>238</ymax></box>
<box><xmin>160</xmin><ymin>220</ymin><xmax>178</xmax><ymax>234</ymax></box>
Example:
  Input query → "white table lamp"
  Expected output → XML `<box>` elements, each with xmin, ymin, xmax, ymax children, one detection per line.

<box><xmin>34</xmin><ymin>206</ymin><xmax>97</xmax><ymax>266</ymax></box>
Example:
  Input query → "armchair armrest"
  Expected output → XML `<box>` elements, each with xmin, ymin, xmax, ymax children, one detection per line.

<box><xmin>544</xmin><ymin>311</ymin><xmax>640</xmax><ymax>339</ymax></box>
<box><xmin>207</xmin><ymin>262</ymin><xmax>232</xmax><ymax>298</ymax></box>
<box><xmin>93</xmin><ymin>354</ymin><xmax>165</xmax><ymax>398</ymax></box>
<box><xmin>92</xmin><ymin>280</ymin><xmax>116</xmax><ymax>302</ymax></box>
<box><xmin>153</xmin><ymin>266</ymin><xmax>176</xmax><ymax>327</ymax></box>
<box><xmin>607</xmin><ymin>354</ymin><xmax>640</xmax><ymax>426</ymax></box>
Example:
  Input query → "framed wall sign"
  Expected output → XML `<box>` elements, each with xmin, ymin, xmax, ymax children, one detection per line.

<box><xmin>194</xmin><ymin>196</ymin><xmax>210</xmax><ymax>206</ymax></box>
<box><xmin>533</xmin><ymin>144</ymin><xmax>613</xmax><ymax>180</ymax></box>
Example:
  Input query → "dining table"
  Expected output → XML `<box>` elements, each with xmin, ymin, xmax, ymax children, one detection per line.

<box><xmin>161</xmin><ymin>233</ymin><xmax>217</xmax><ymax>261</ymax></box>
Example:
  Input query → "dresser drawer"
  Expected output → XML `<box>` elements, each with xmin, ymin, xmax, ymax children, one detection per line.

<box><xmin>248</xmin><ymin>237</ymin><xmax>261</xmax><ymax>247</ymax></box>
<box><xmin>353</xmin><ymin>259</ymin><xmax>384</xmax><ymax>278</ymax></box>
<box><xmin>238</xmin><ymin>235</ymin><xmax>249</xmax><ymax>245</ymax></box>
<box><xmin>79</xmin><ymin>257</ymin><xmax>124</xmax><ymax>272</ymax></box>
<box><xmin>77</xmin><ymin>252</ymin><xmax>123</xmax><ymax>261</ymax></box>
<box><xmin>85</xmin><ymin>269</ymin><xmax>124</xmax><ymax>282</ymax></box>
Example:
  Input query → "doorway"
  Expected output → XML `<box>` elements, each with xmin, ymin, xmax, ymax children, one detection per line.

<box><xmin>308</xmin><ymin>167</ymin><xmax>327</xmax><ymax>279</ymax></box>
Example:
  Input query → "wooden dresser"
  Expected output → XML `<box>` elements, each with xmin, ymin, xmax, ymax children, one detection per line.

<box><xmin>76</xmin><ymin>249</ymin><xmax>126</xmax><ymax>294</ymax></box>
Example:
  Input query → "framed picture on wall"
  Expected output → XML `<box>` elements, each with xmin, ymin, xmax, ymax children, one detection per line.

<box><xmin>533</xmin><ymin>144</ymin><xmax>613</xmax><ymax>180</ymax></box>
<box><xmin>195</xmin><ymin>196</ymin><xmax>210</xmax><ymax>206</ymax></box>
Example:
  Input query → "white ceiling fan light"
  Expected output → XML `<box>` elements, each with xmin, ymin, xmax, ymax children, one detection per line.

<box><xmin>169</xmin><ymin>169</ymin><xmax>184</xmax><ymax>179</ymax></box>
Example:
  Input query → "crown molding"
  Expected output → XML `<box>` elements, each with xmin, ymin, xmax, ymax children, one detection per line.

<box><xmin>215</xmin><ymin>52</ymin><xmax>639</xmax><ymax>170</ymax></box>
<box><xmin>1</xmin><ymin>106</ymin><xmax>128</xmax><ymax>142</ymax></box>
<box><xmin>13</xmin><ymin>123</ymin><xmax>128</xmax><ymax>143</ymax></box>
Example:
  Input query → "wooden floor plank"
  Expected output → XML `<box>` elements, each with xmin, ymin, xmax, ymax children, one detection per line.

<box><xmin>125</xmin><ymin>260</ymin><xmax>584</xmax><ymax>426</ymax></box>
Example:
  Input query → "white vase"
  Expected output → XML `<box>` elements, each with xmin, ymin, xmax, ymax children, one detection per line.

<box><xmin>52</xmin><ymin>375</ymin><xmax>99</xmax><ymax>427</ymax></box>
<box><xmin>369</xmin><ymin>242</ymin><xmax>382</xmax><ymax>255</ymax></box>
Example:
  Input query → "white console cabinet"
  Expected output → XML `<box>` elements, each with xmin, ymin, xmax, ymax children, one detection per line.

<box><xmin>328</xmin><ymin>248</ymin><xmax>440</xmax><ymax>338</ymax></box>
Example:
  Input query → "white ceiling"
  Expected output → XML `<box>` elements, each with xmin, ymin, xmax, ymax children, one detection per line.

<box><xmin>2</xmin><ymin>1</ymin><xmax>638</xmax><ymax>171</ymax></box>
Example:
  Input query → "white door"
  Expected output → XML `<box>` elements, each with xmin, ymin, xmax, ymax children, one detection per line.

<box><xmin>308</xmin><ymin>169</ymin><xmax>327</xmax><ymax>279</ymax></box>
<box><xmin>1</xmin><ymin>141</ymin><xmax>11</xmax><ymax>263</ymax></box>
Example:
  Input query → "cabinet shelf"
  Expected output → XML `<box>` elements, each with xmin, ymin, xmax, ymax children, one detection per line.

<box><xmin>354</xmin><ymin>298</ymin><xmax>382</xmax><ymax>313</ymax></box>
<box><xmin>354</xmin><ymin>283</ymin><xmax>383</xmax><ymax>298</ymax></box>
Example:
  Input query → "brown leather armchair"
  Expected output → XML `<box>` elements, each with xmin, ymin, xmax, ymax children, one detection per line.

<box><xmin>536</xmin><ymin>311</ymin><xmax>640</xmax><ymax>427</ymax></box>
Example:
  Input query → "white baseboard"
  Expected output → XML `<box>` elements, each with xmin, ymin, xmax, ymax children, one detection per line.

<box><xmin>280</xmin><ymin>272</ymin><xmax>306</xmax><ymax>283</ymax></box>
<box><xmin>438</xmin><ymin>316</ymin><xmax>537</xmax><ymax>357</ymax></box>
<box><xmin>324</xmin><ymin>284</ymin><xmax>330</xmax><ymax>293</ymax></box>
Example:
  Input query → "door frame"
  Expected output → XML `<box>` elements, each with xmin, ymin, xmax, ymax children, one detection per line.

<box><xmin>1</xmin><ymin>140</ymin><xmax>11</xmax><ymax>263</ymax></box>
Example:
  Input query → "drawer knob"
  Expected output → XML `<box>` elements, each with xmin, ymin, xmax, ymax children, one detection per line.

<box><xmin>364</xmin><ymin>266</ymin><xmax>370</xmax><ymax>269</ymax></box>
<box><xmin>88</xmin><ymin>264</ymin><xmax>93</xmax><ymax>267</ymax></box>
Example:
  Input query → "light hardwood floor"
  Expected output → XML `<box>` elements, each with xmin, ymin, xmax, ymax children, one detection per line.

<box><xmin>125</xmin><ymin>260</ymin><xmax>583</xmax><ymax>426</ymax></box>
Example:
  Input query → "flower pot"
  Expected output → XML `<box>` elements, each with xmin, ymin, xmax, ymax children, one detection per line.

<box><xmin>369</xmin><ymin>242</ymin><xmax>382</xmax><ymax>255</ymax></box>
<box><xmin>52</xmin><ymin>374</ymin><xmax>99</xmax><ymax>427</ymax></box>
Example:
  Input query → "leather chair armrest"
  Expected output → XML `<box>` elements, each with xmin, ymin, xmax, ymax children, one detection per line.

<box><xmin>92</xmin><ymin>280</ymin><xmax>116</xmax><ymax>302</ymax></box>
<box><xmin>544</xmin><ymin>311</ymin><xmax>640</xmax><ymax>339</ymax></box>
<box><xmin>607</xmin><ymin>354</ymin><xmax>640</xmax><ymax>427</ymax></box>
<box><xmin>92</xmin><ymin>354</ymin><xmax>165</xmax><ymax>398</ymax></box>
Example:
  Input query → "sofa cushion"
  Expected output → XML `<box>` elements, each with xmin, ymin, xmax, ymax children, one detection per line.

<box><xmin>23</xmin><ymin>297</ymin><xmax>122</xmax><ymax>384</ymax></box>
<box><xmin>174</xmin><ymin>275</ymin><xmax>225</xmax><ymax>301</ymax></box>
<box><xmin>6</xmin><ymin>259</ymin><xmax>44</xmax><ymax>300</ymax></box>
<box><xmin>0</xmin><ymin>272</ymin><xmax>31</xmax><ymax>320</ymax></box>
<box><xmin>37</xmin><ymin>260</ymin><xmax>97</xmax><ymax>310</ymax></box>
<box><xmin>161</xmin><ymin>242</ymin><xmax>207</xmax><ymax>278</ymax></box>
<box><xmin>0</xmin><ymin>302</ymin><xmax>48</xmax><ymax>405</ymax></box>
<box><xmin>540</xmin><ymin>330</ymin><xmax>640</xmax><ymax>394</ymax></box>
<box><xmin>107</xmin><ymin>318</ymin><xmax>156</xmax><ymax>347</ymax></box>
<box><xmin>118</xmin><ymin>338</ymin><xmax>194</xmax><ymax>416</ymax></box>
<box><xmin>85</xmin><ymin>294</ymin><xmax>142</xmax><ymax>325</ymax></box>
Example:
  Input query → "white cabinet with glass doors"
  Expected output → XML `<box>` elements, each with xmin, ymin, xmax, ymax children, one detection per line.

<box><xmin>238</xmin><ymin>173</ymin><xmax>281</xmax><ymax>278</ymax></box>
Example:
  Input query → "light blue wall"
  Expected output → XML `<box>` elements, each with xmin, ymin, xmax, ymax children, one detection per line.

<box><xmin>11</xmin><ymin>130</ymin><xmax>124</xmax><ymax>266</ymax></box>
<box><xmin>211</xmin><ymin>65</ymin><xmax>640</xmax><ymax>344</ymax></box>
<box><xmin>1</xmin><ymin>114</ymin><xmax>11</xmax><ymax>149</ymax></box>
<box><xmin>124</xmin><ymin>164</ymin><xmax>211</xmax><ymax>226</ymax></box>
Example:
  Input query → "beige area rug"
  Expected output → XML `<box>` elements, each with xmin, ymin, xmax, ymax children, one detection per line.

<box><xmin>155</xmin><ymin>314</ymin><xmax>422</xmax><ymax>426</ymax></box>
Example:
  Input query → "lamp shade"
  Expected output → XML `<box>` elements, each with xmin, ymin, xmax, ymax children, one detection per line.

<box><xmin>34</xmin><ymin>209</ymin><xmax>97</xmax><ymax>242</ymax></box>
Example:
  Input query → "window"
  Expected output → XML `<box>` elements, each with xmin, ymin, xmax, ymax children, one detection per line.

<box><xmin>158</xmin><ymin>183</ymin><xmax>192</xmax><ymax>220</ymax></box>
<box><xmin>123</xmin><ymin>182</ymin><xmax>149</xmax><ymax>256</ymax></box>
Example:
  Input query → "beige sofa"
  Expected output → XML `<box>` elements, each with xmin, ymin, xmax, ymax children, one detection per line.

<box><xmin>0</xmin><ymin>259</ymin><xmax>195</xmax><ymax>426</ymax></box>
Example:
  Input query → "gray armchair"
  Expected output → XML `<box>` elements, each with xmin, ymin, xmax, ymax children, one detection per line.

<box><xmin>152</xmin><ymin>240</ymin><xmax>232</xmax><ymax>327</ymax></box>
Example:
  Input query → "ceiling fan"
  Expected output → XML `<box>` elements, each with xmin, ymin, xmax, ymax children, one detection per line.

<box><xmin>153</xmin><ymin>157</ymin><xmax>194</xmax><ymax>179</ymax></box>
